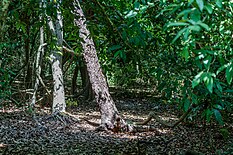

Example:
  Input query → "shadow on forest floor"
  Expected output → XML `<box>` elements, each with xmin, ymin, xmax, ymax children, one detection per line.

<box><xmin>0</xmin><ymin>96</ymin><xmax>233</xmax><ymax>155</ymax></box>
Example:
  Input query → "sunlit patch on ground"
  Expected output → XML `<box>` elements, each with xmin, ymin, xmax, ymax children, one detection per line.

<box><xmin>0</xmin><ymin>99</ymin><xmax>232</xmax><ymax>155</ymax></box>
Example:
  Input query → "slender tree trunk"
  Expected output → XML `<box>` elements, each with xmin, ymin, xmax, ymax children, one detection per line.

<box><xmin>24</xmin><ymin>23</ymin><xmax>32</xmax><ymax>89</ymax></box>
<box><xmin>47</xmin><ymin>0</ymin><xmax>66</xmax><ymax>113</ymax></box>
<box><xmin>31</xmin><ymin>0</ymin><xmax>46</xmax><ymax>108</ymax></box>
<box><xmin>73</xmin><ymin>0</ymin><xmax>121</xmax><ymax>130</ymax></box>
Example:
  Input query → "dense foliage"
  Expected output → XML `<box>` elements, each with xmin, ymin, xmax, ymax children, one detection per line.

<box><xmin>0</xmin><ymin>0</ymin><xmax>232</xmax><ymax>125</ymax></box>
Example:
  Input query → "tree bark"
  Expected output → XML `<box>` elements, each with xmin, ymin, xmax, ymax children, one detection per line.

<box><xmin>73</xmin><ymin>0</ymin><xmax>120</xmax><ymax>130</ymax></box>
<box><xmin>47</xmin><ymin>0</ymin><xmax>66</xmax><ymax>113</ymax></box>
<box><xmin>31</xmin><ymin>0</ymin><xmax>45</xmax><ymax>108</ymax></box>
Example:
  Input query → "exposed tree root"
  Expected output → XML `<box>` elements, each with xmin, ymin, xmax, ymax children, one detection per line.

<box><xmin>135</xmin><ymin>106</ymin><xmax>194</xmax><ymax>128</ymax></box>
<box><xmin>83</xmin><ymin>118</ymin><xmax>100</xmax><ymax>127</ymax></box>
<box><xmin>83</xmin><ymin>105</ymin><xmax>196</xmax><ymax>132</ymax></box>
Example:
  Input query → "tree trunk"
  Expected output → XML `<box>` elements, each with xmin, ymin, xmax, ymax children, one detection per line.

<box><xmin>31</xmin><ymin>17</ymin><xmax>45</xmax><ymax>108</ymax></box>
<box><xmin>47</xmin><ymin>0</ymin><xmax>66</xmax><ymax>113</ymax></box>
<box><xmin>24</xmin><ymin>23</ymin><xmax>32</xmax><ymax>89</ymax></box>
<box><xmin>73</xmin><ymin>0</ymin><xmax>120</xmax><ymax>130</ymax></box>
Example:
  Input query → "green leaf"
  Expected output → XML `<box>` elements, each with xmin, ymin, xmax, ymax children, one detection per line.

<box><xmin>119</xmin><ymin>50</ymin><xmax>126</xmax><ymax>61</ymax></box>
<box><xmin>192</xmin><ymin>71</ymin><xmax>203</xmax><ymax>88</ymax></box>
<box><xmin>184</xmin><ymin>98</ymin><xmax>190</xmax><ymax>112</ymax></box>
<box><xmin>206</xmin><ymin>109</ymin><xmax>212</xmax><ymax>123</ymax></box>
<box><xmin>216</xmin><ymin>64</ymin><xmax>228</xmax><ymax>75</ymax></box>
<box><xmin>225</xmin><ymin>89</ymin><xmax>233</xmax><ymax>93</ymax></box>
<box><xmin>188</xmin><ymin>0</ymin><xmax>195</xmax><ymax>6</ymax></box>
<box><xmin>213</xmin><ymin>104</ymin><xmax>223</xmax><ymax>110</ymax></box>
<box><xmin>177</xmin><ymin>9</ymin><xmax>192</xmax><ymax>18</ymax></box>
<box><xmin>147</xmin><ymin>2</ymin><xmax>154</xmax><ymax>7</ymax></box>
<box><xmin>206</xmin><ymin>75</ymin><xmax>213</xmax><ymax>93</ymax></box>
<box><xmin>196</xmin><ymin>0</ymin><xmax>204</xmax><ymax>11</ymax></box>
<box><xmin>213</xmin><ymin>109</ymin><xmax>224</xmax><ymax>125</ymax></box>
<box><xmin>202</xmin><ymin>72</ymin><xmax>214</xmax><ymax>93</ymax></box>
<box><xmin>114</xmin><ymin>50</ymin><xmax>121</xmax><ymax>58</ymax></box>
<box><xmin>125</xmin><ymin>10</ymin><xmax>137</xmax><ymax>18</ymax></box>
<box><xmin>108</xmin><ymin>45</ymin><xmax>121</xmax><ymax>51</ymax></box>
<box><xmin>188</xmin><ymin>25</ymin><xmax>201</xmax><ymax>32</ymax></box>
<box><xmin>190</xmin><ymin>9</ymin><xmax>201</xmax><ymax>22</ymax></box>
<box><xmin>197</xmin><ymin>21</ymin><xmax>210</xmax><ymax>31</ymax></box>
<box><xmin>172</xmin><ymin>28</ymin><xmax>187</xmax><ymax>43</ymax></box>
<box><xmin>182</xmin><ymin>46</ymin><xmax>189</xmax><ymax>61</ymax></box>
<box><xmin>142</xmin><ymin>0</ymin><xmax>146</xmax><ymax>5</ymax></box>
<box><xmin>205</xmin><ymin>3</ymin><xmax>213</xmax><ymax>14</ymax></box>
<box><xmin>226</xmin><ymin>63</ymin><xmax>233</xmax><ymax>84</ymax></box>
<box><xmin>134</xmin><ymin>2</ymin><xmax>140</xmax><ymax>11</ymax></box>
<box><xmin>167</xmin><ymin>22</ymin><xmax>189</xmax><ymax>27</ymax></box>
<box><xmin>216</xmin><ymin>0</ymin><xmax>222</xmax><ymax>8</ymax></box>
<box><xmin>184</xmin><ymin>28</ymin><xmax>190</xmax><ymax>40</ymax></box>
<box><xmin>203</xmin><ymin>55</ymin><xmax>212</xmax><ymax>69</ymax></box>
<box><xmin>216</xmin><ymin>81</ymin><xmax>223</xmax><ymax>93</ymax></box>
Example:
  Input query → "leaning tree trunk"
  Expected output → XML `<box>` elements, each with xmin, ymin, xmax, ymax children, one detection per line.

<box><xmin>47</xmin><ymin>0</ymin><xmax>66</xmax><ymax>113</ymax></box>
<box><xmin>73</xmin><ymin>0</ymin><xmax>121</xmax><ymax>130</ymax></box>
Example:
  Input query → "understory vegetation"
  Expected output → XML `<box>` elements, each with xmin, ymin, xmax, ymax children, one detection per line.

<box><xmin>0</xmin><ymin>0</ymin><xmax>233</xmax><ymax>154</ymax></box>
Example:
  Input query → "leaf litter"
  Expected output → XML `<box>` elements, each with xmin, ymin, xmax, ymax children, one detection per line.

<box><xmin>0</xmin><ymin>98</ymin><xmax>232</xmax><ymax>155</ymax></box>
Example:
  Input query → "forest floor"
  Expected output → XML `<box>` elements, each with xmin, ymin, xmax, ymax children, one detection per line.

<box><xmin>0</xmin><ymin>91</ymin><xmax>233</xmax><ymax>155</ymax></box>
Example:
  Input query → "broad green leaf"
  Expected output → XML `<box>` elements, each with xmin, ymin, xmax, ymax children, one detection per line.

<box><xmin>205</xmin><ymin>3</ymin><xmax>213</xmax><ymax>14</ymax></box>
<box><xmin>188</xmin><ymin>25</ymin><xmax>201</xmax><ymax>32</ymax></box>
<box><xmin>187</xmin><ymin>20</ymin><xmax>196</xmax><ymax>25</ymax></box>
<box><xmin>213</xmin><ymin>109</ymin><xmax>224</xmax><ymax>125</ymax></box>
<box><xmin>167</xmin><ymin>22</ymin><xmax>189</xmax><ymax>27</ymax></box>
<box><xmin>192</xmin><ymin>71</ymin><xmax>203</xmax><ymax>88</ymax></box>
<box><xmin>205</xmin><ymin>75</ymin><xmax>213</xmax><ymax>93</ymax></box>
<box><xmin>206</xmin><ymin>76</ymin><xmax>214</xmax><ymax>93</ymax></box>
<box><xmin>114</xmin><ymin>50</ymin><xmax>121</xmax><ymax>58</ymax></box>
<box><xmin>190</xmin><ymin>9</ymin><xmax>201</xmax><ymax>22</ymax></box>
<box><xmin>172</xmin><ymin>28</ymin><xmax>187</xmax><ymax>43</ymax></box>
<box><xmin>177</xmin><ymin>9</ymin><xmax>192</xmax><ymax>18</ymax></box>
<box><xmin>203</xmin><ymin>55</ymin><xmax>212</xmax><ymax>69</ymax></box>
<box><xmin>226</xmin><ymin>63</ymin><xmax>233</xmax><ymax>84</ymax></box>
<box><xmin>182</xmin><ymin>46</ymin><xmax>189</xmax><ymax>61</ymax></box>
<box><xmin>197</xmin><ymin>21</ymin><xmax>210</xmax><ymax>31</ymax></box>
<box><xmin>216</xmin><ymin>0</ymin><xmax>222</xmax><ymax>8</ymax></box>
<box><xmin>196</xmin><ymin>0</ymin><xmax>204</xmax><ymax>11</ymax></box>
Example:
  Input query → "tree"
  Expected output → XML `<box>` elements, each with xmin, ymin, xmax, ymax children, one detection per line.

<box><xmin>47</xmin><ymin>0</ymin><xmax>66</xmax><ymax>113</ymax></box>
<box><xmin>73</xmin><ymin>0</ymin><xmax>124</xmax><ymax>130</ymax></box>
